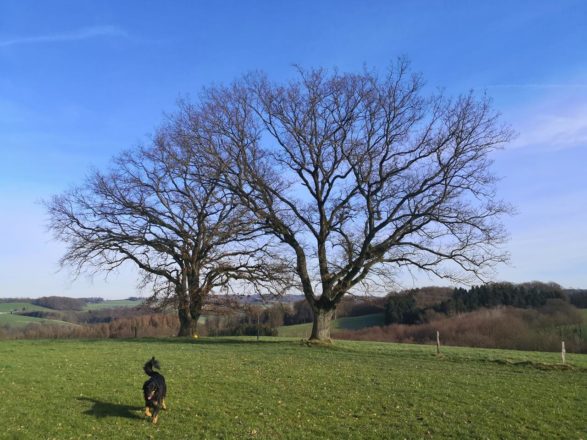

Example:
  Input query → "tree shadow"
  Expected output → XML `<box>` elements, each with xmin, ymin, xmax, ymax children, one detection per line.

<box><xmin>78</xmin><ymin>397</ymin><xmax>143</xmax><ymax>420</ymax></box>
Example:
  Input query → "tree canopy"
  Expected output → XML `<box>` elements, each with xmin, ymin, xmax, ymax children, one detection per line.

<box><xmin>46</xmin><ymin>115</ymin><xmax>290</xmax><ymax>336</ymax></box>
<box><xmin>48</xmin><ymin>60</ymin><xmax>512</xmax><ymax>341</ymax></box>
<box><xmin>198</xmin><ymin>59</ymin><xmax>513</xmax><ymax>340</ymax></box>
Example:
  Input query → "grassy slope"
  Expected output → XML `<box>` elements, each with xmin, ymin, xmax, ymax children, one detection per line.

<box><xmin>0</xmin><ymin>302</ymin><xmax>77</xmax><ymax>327</ymax></box>
<box><xmin>0</xmin><ymin>302</ymin><xmax>53</xmax><ymax>313</ymax></box>
<box><xmin>1</xmin><ymin>338</ymin><xmax>585</xmax><ymax>439</ymax></box>
<box><xmin>278</xmin><ymin>313</ymin><xmax>384</xmax><ymax>338</ymax></box>
<box><xmin>0</xmin><ymin>313</ymin><xmax>77</xmax><ymax>327</ymax></box>
<box><xmin>84</xmin><ymin>299</ymin><xmax>144</xmax><ymax>310</ymax></box>
<box><xmin>0</xmin><ymin>300</ymin><xmax>143</xmax><ymax>327</ymax></box>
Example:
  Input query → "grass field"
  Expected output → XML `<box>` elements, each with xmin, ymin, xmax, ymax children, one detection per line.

<box><xmin>277</xmin><ymin>313</ymin><xmax>384</xmax><ymax>338</ymax></box>
<box><xmin>1</xmin><ymin>337</ymin><xmax>585</xmax><ymax>439</ymax></box>
<box><xmin>0</xmin><ymin>313</ymin><xmax>77</xmax><ymax>327</ymax></box>
<box><xmin>83</xmin><ymin>299</ymin><xmax>144</xmax><ymax>310</ymax></box>
<box><xmin>0</xmin><ymin>300</ymin><xmax>144</xmax><ymax>328</ymax></box>
<box><xmin>0</xmin><ymin>302</ymin><xmax>53</xmax><ymax>313</ymax></box>
<box><xmin>0</xmin><ymin>302</ymin><xmax>77</xmax><ymax>328</ymax></box>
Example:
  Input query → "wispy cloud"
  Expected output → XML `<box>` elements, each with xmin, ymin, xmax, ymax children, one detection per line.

<box><xmin>511</xmin><ymin>104</ymin><xmax>587</xmax><ymax>150</ymax></box>
<box><xmin>0</xmin><ymin>25</ymin><xmax>128</xmax><ymax>48</ymax></box>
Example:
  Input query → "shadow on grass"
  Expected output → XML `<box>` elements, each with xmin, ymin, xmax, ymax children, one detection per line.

<box><xmin>78</xmin><ymin>397</ymin><xmax>143</xmax><ymax>420</ymax></box>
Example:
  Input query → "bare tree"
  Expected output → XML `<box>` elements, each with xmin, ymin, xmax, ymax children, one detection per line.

<box><xmin>46</xmin><ymin>108</ymin><xmax>290</xmax><ymax>336</ymax></box>
<box><xmin>199</xmin><ymin>59</ymin><xmax>513</xmax><ymax>341</ymax></box>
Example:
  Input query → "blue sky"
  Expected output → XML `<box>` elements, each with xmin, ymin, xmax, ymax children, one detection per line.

<box><xmin>1</xmin><ymin>0</ymin><xmax>586</xmax><ymax>298</ymax></box>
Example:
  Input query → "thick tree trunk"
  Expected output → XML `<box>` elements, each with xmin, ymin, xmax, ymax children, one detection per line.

<box><xmin>177</xmin><ymin>305</ymin><xmax>195</xmax><ymax>337</ymax></box>
<box><xmin>188</xmin><ymin>286</ymin><xmax>205</xmax><ymax>336</ymax></box>
<box><xmin>190</xmin><ymin>311</ymin><xmax>201</xmax><ymax>336</ymax></box>
<box><xmin>309</xmin><ymin>308</ymin><xmax>335</xmax><ymax>342</ymax></box>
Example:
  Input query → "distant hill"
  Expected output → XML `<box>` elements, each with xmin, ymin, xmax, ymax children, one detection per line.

<box><xmin>83</xmin><ymin>299</ymin><xmax>144</xmax><ymax>310</ymax></box>
<box><xmin>0</xmin><ymin>297</ymin><xmax>145</xmax><ymax>330</ymax></box>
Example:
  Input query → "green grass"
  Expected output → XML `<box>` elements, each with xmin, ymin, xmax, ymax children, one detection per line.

<box><xmin>334</xmin><ymin>313</ymin><xmax>385</xmax><ymax>330</ymax></box>
<box><xmin>0</xmin><ymin>313</ymin><xmax>77</xmax><ymax>327</ymax></box>
<box><xmin>278</xmin><ymin>313</ymin><xmax>384</xmax><ymax>338</ymax></box>
<box><xmin>0</xmin><ymin>300</ymin><xmax>143</xmax><ymax>328</ymax></box>
<box><xmin>84</xmin><ymin>299</ymin><xmax>144</xmax><ymax>310</ymax></box>
<box><xmin>1</xmin><ymin>337</ymin><xmax>585</xmax><ymax>439</ymax></box>
<box><xmin>0</xmin><ymin>302</ymin><xmax>78</xmax><ymax>328</ymax></box>
<box><xmin>0</xmin><ymin>302</ymin><xmax>53</xmax><ymax>313</ymax></box>
<box><xmin>276</xmin><ymin>322</ymin><xmax>312</xmax><ymax>338</ymax></box>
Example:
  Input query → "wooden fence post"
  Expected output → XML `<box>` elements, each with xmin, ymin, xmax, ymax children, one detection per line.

<box><xmin>561</xmin><ymin>341</ymin><xmax>566</xmax><ymax>364</ymax></box>
<box><xmin>436</xmin><ymin>330</ymin><xmax>441</xmax><ymax>355</ymax></box>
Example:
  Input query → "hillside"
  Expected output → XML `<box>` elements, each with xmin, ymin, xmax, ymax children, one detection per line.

<box><xmin>0</xmin><ymin>298</ymin><xmax>144</xmax><ymax>328</ymax></box>
<box><xmin>83</xmin><ymin>299</ymin><xmax>144</xmax><ymax>311</ymax></box>
<box><xmin>0</xmin><ymin>338</ymin><xmax>585</xmax><ymax>439</ymax></box>
<box><xmin>0</xmin><ymin>302</ymin><xmax>73</xmax><ymax>328</ymax></box>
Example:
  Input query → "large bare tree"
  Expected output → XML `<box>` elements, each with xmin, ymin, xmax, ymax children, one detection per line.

<box><xmin>47</xmin><ymin>110</ymin><xmax>290</xmax><ymax>336</ymax></box>
<box><xmin>198</xmin><ymin>60</ymin><xmax>513</xmax><ymax>341</ymax></box>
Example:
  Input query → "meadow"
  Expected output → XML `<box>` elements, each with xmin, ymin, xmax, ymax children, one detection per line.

<box><xmin>277</xmin><ymin>314</ymin><xmax>385</xmax><ymax>338</ymax></box>
<box><xmin>0</xmin><ymin>300</ymin><xmax>142</xmax><ymax>328</ymax></box>
<box><xmin>1</xmin><ymin>337</ymin><xmax>585</xmax><ymax>439</ymax></box>
<box><xmin>83</xmin><ymin>299</ymin><xmax>144</xmax><ymax>311</ymax></box>
<box><xmin>0</xmin><ymin>302</ymin><xmax>76</xmax><ymax>328</ymax></box>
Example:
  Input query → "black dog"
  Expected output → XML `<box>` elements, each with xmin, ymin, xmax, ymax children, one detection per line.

<box><xmin>143</xmin><ymin>357</ymin><xmax>167</xmax><ymax>424</ymax></box>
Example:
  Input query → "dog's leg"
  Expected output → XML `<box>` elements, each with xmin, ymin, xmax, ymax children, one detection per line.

<box><xmin>145</xmin><ymin>407</ymin><xmax>152</xmax><ymax>417</ymax></box>
<box><xmin>162</xmin><ymin>399</ymin><xmax>167</xmax><ymax>410</ymax></box>
<box><xmin>151</xmin><ymin>405</ymin><xmax>160</xmax><ymax>424</ymax></box>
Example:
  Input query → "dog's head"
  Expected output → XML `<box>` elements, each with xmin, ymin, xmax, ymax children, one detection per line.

<box><xmin>145</xmin><ymin>382</ymin><xmax>158</xmax><ymax>401</ymax></box>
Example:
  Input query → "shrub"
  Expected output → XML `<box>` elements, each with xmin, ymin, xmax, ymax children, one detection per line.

<box><xmin>0</xmin><ymin>313</ymin><xmax>179</xmax><ymax>340</ymax></box>
<box><xmin>334</xmin><ymin>305</ymin><xmax>587</xmax><ymax>353</ymax></box>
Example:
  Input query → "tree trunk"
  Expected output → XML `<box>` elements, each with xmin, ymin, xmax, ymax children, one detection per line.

<box><xmin>188</xmin><ymin>287</ymin><xmax>205</xmax><ymax>336</ymax></box>
<box><xmin>309</xmin><ymin>308</ymin><xmax>335</xmax><ymax>342</ymax></box>
<box><xmin>177</xmin><ymin>302</ymin><xmax>196</xmax><ymax>337</ymax></box>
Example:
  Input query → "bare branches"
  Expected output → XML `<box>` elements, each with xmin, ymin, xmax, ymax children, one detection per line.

<box><xmin>201</xmin><ymin>60</ymin><xmax>513</xmax><ymax>325</ymax></box>
<box><xmin>48</xmin><ymin>60</ymin><xmax>513</xmax><ymax>340</ymax></box>
<box><xmin>46</xmin><ymin>106</ymin><xmax>292</xmax><ymax>336</ymax></box>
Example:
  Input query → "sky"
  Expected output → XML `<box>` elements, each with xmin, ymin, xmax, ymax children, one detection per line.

<box><xmin>0</xmin><ymin>0</ymin><xmax>586</xmax><ymax>299</ymax></box>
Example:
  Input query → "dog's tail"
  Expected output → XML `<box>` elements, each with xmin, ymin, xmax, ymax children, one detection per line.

<box><xmin>143</xmin><ymin>357</ymin><xmax>161</xmax><ymax>376</ymax></box>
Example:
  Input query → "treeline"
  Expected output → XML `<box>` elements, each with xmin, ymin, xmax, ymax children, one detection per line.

<box><xmin>31</xmin><ymin>296</ymin><xmax>87</xmax><ymax>311</ymax></box>
<box><xmin>567</xmin><ymin>289</ymin><xmax>587</xmax><ymax>308</ymax></box>
<box><xmin>438</xmin><ymin>282</ymin><xmax>567</xmax><ymax>314</ymax></box>
<box><xmin>385</xmin><ymin>282</ymin><xmax>569</xmax><ymax>325</ymax></box>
